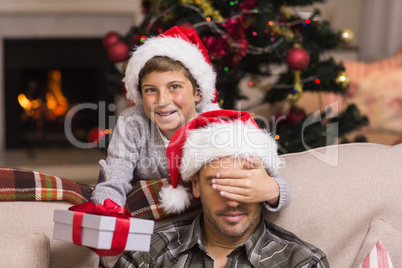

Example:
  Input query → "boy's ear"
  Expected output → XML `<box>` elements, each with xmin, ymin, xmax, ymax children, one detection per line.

<box><xmin>191</xmin><ymin>174</ymin><xmax>200</xmax><ymax>198</ymax></box>
<box><xmin>195</xmin><ymin>90</ymin><xmax>201</xmax><ymax>103</ymax></box>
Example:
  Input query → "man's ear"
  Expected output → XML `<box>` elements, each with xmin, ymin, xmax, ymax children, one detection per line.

<box><xmin>191</xmin><ymin>174</ymin><xmax>200</xmax><ymax>198</ymax></box>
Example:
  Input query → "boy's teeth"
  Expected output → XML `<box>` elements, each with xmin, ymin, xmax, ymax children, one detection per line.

<box><xmin>159</xmin><ymin>111</ymin><xmax>173</xmax><ymax>116</ymax></box>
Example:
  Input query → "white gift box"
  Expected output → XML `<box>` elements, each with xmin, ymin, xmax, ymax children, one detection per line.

<box><xmin>53</xmin><ymin>209</ymin><xmax>154</xmax><ymax>252</ymax></box>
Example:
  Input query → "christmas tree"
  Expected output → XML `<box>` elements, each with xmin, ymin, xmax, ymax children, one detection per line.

<box><xmin>100</xmin><ymin>0</ymin><xmax>368</xmax><ymax>154</ymax></box>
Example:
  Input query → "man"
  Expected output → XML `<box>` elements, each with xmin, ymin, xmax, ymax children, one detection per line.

<box><xmin>116</xmin><ymin>110</ymin><xmax>329</xmax><ymax>267</ymax></box>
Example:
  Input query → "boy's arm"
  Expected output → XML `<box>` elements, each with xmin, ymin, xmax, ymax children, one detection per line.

<box><xmin>263</xmin><ymin>175</ymin><xmax>292</xmax><ymax>212</ymax></box>
<box><xmin>91</xmin><ymin>111</ymin><xmax>141</xmax><ymax>206</ymax></box>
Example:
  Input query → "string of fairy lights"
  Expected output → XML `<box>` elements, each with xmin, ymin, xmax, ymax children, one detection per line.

<box><xmin>178</xmin><ymin>1</ymin><xmax>351</xmax><ymax>102</ymax></box>
<box><xmin>104</xmin><ymin>0</ymin><xmax>353</xmax><ymax>105</ymax></box>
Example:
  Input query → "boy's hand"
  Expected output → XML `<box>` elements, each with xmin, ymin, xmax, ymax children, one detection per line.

<box><xmin>211</xmin><ymin>157</ymin><xmax>280</xmax><ymax>206</ymax></box>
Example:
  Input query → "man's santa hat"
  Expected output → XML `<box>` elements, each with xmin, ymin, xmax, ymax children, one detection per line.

<box><xmin>123</xmin><ymin>26</ymin><xmax>219</xmax><ymax>112</ymax></box>
<box><xmin>160</xmin><ymin>109</ymin><xmax>280</xmax><ymax>214</ymax></box>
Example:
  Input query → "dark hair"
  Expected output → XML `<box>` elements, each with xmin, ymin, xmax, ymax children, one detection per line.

<box><xmin>138</xmin><ymin>56</ymin><xmax>198</xmax><ymax>95</ymax></box>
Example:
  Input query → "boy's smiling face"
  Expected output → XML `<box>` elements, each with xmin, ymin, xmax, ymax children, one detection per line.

<box><xmin>141</xmin><ymin>70</ymin><xmax>201</xmax><ymax>140</ymax></box>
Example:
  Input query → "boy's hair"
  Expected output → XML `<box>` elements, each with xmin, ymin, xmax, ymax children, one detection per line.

<box><xmin>138</xmin><ymin>56</ymin><xmax>199</xmax><ymax>96</ymax></box>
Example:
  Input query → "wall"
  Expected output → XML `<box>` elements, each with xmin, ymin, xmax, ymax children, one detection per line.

<box><xmin>358</xmin><ymin>0</ymin><xmax>402</xmax><ymax>61</ymax></box>
<box><xmin>0</xmin><ymin>0</ymin><xmax>140</xmax><ymax>15</ymax></box>
<box><xmin>295</xmin><ymin>0</ymin><xmax>402</xmax><ymax>61</ymax></box>
<box><xmin>300</xmin><ymin>0</ymin><xmax>364</xmax><ymax>49</ymax></box>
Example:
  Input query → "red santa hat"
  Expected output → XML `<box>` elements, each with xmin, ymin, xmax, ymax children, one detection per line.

<box><xmin>159</xmin><ymin>109</ymin><xmax>280</xmax><ymax>214</ymax></box>
<box><xmin>123</xmin><ymin>26</ymin><xmax>219</xmax><ymax>112</ymax></box>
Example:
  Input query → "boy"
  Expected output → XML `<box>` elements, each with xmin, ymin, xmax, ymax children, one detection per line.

<box><xmin>91</xmin><ymin>26</ymin><xmax>291</xmax><ymax>215</ymax></box>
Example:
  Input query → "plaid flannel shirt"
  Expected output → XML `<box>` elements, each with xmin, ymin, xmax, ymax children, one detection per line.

<box><xmin>116</xmin><ymin>214</ymin><xmax>329</xmax><ymax>268</ymax></box>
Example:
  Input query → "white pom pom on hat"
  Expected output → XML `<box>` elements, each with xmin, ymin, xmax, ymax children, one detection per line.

<box><xmin>123</xmin><ymin>26</ymin><xmax>219</xmax><ymax>112</ymax></box>
<box><xmin>159</xmin><ymin>109</ymin><xmax>280</xmax><ymax>214</ymax></box>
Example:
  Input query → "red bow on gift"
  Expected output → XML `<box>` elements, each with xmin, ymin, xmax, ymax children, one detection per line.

<box><xmin>69</xmin><ymin>199</ymin><xmax>132</xmax><ymax>256</ymax></box>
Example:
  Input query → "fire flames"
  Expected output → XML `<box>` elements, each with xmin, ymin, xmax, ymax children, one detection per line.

<box><xmin>18</xmin><ymin>70</ymin><xmax>70</xmax><ymax>120</ymax></box>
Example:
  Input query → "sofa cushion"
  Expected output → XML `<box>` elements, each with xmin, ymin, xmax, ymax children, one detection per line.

<box><xmin>0</xmin><ymin>233</ymin><xmax>50</xmax><ymax>268</ymax></box>
<box><xmin>353</xmin><ymin>218</ymin><xmax>402</xmax><ymax>267</ymax></box>
<box><xmin>265</xmin><ymin>143</ymin><xmax>402</xmax><ymax>268</ymax></box>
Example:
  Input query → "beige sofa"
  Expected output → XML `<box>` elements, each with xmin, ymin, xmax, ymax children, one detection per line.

<box><xmin>0</xmin><ymin>142</ymin><xmax>401</xmax><ymax>267</ymax></box>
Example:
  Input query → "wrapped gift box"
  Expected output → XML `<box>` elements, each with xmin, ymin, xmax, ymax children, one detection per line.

<box><xmin>53</xmin><ymin>209</ymin><xmax>154</xmax><ymax>252</ymax></box>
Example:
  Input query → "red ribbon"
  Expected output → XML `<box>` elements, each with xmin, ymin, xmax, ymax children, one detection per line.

<box><xmin>69</xmin><ymin>199</ymin><xmax>132</xmax><ymax>256</ymax></box>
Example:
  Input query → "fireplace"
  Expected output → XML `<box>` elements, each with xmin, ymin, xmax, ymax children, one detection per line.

<box><xmin>4</xmin><ymin>38</ymin><xmax>114</xmax><ymax>149</ymax></box>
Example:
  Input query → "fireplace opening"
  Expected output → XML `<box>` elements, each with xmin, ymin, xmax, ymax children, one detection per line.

<box><xmin>4</xmin><ymin>38</ymin><xmax>115</xmax><ymax>149</ymax></box>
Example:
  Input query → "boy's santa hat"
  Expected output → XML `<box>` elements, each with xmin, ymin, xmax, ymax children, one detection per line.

<box><xmin>124</xmin><ymin>26</ymin><xmax>219</xmax><ymax>112</ymax></box>
<box><xmin>160</xmin><ymin>109</ymin><xmax>280</xmax><ymax>214</ymax></box>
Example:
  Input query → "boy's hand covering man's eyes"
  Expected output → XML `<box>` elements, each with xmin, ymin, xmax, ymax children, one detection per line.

<box><xmin>211</xmin><ymin>157</ymin><xmax>280</xmax><ymax>206</ymax></box>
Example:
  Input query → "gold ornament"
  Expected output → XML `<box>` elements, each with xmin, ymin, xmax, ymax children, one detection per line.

<box><xmin>162</xmin><ymin>11</ymin><xmax>176</xmax><ymax>23</ymax></box>
<box><xmin>339</xmin><ymin>28</ymin><xmax>354</xmax><ymax>44</ymax></box>
<box><xmin>287</xmin><ymin>70</ymin><xmax>303</xmax><ymax>103</ymax></box>
<box><xmin>268</xmin><ymin>22</ymin><xmax>295</xmax><ymax>40</ymax></box>
<box><xmin>280</xmin><ymin>6</ymin><xmax>292</xmax><ymax>19</ymax></box>
<box><xmin>180</xmin><ymin>0</ymin><xmax>223</xmax><ymax>22</ymax></box>
<box><xmin>219</xmin><ymin>99</ymin><xmax>224</xmax><ymax>107</ymax></box>
<box><xmin>334</xmin><ymin>71</ymin><xmax>350</xmax><ymax>89</ymax></box>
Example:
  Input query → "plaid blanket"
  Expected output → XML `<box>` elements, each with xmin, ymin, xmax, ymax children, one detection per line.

<box><xmin>127</xmin><ymin>178</ymin><xmax>201</xmax><ymax>220</ymax></box>
<box><xmin>0</xmin><ymin>166</ymin><xmax>199</xmax><ymax>220</ymax></box>
<box><xmin>0</xmin><ymin>166</ymin><xmax>93</xmax><ymax>205</ymax></box>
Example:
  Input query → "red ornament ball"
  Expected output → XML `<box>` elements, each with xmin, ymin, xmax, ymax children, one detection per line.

<box><xmin>107</xmin><ymin>41</ymin><xmax>130</xmax><ymax>63</ymax></box>
<box><xmin>286</xmin><ymin>47</ymin><xmax>310</xmax><ymax>70</ymax></box>
<box><xmin>88</xmin><ymin>127</ymin><xmax>105</xmax><ymax>144</ymax></box>
<box><xmin>102</xmin><ymin>31</ymin><xmax>120</xmax><ymax>48</ymax></box>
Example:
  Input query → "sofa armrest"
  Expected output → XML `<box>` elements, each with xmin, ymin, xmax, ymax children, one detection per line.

<box><xmin>0</xmin><ymin>201</ymin><xmax>99</xmax><ymax>268</ymax></box>
<box><xmin>0</xmin><ymin>233</ymin><xmax>50</xmax><ymax>268</ymax></box>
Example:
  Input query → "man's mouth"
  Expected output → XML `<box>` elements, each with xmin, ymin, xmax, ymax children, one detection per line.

<box><xmin>221</xmin><ymin>212</ymin><xmax>245</xmax><ymax>223</ymax></box>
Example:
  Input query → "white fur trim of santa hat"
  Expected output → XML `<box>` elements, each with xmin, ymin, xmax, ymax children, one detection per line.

<box><xmin>123</xmin><ymin>33</ymin><xmax>217</xmax><ymax>112</ymax></box>
<box><xmin>179</xmin><ymin>119</ymin><xmax>279</xmax><ymax>182</ymax></box>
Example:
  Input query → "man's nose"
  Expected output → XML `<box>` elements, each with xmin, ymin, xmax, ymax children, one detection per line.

<box><xmin>225</xmin><ymin>199</ymin><xmax>241</xmax><ymax>208</ymax></box>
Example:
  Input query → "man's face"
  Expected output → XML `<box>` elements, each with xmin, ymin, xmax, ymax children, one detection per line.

<box><xmin>192</xmin><ymin>157</ymin><xmax>262</xmax><ymax>238</ymax></box>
